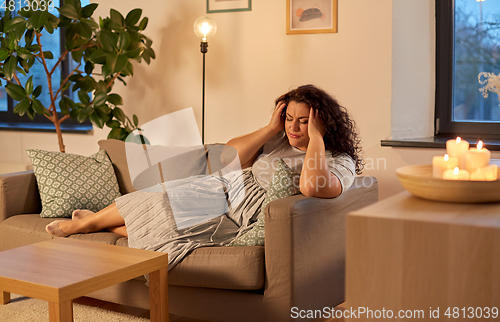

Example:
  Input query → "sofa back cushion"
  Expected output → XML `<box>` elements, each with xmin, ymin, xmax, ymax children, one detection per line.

<box><xmin>98</xmin><ymin>140</ymin><xmax>226</xmax><ymax>194</ymax></box>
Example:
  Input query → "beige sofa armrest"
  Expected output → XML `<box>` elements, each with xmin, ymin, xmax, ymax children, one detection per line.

<box><xmin>0</xmin><ymin>171</ymin><xmax>41</xmax><ymax>223</ymax></box>
<box><xmin>263</xmin><ymin>176</ymin><xmax>378</xmax><ymax>320</ymax></box>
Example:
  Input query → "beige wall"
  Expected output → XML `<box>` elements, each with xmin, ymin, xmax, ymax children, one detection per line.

<box><xmin>1</xmin><ymin>0</ymin><xmax>497</xmax><ymax>199</ymax></box>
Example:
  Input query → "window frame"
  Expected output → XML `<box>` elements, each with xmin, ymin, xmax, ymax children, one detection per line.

<box><xmin>0</xmin><ymin>2</ymin><xmax>92</xmax><ymax>133</ymax></box>
<box><xmin>435</xmin><ymin>0</ymin><xmax>500</xmax><ymax>139</ymax></box>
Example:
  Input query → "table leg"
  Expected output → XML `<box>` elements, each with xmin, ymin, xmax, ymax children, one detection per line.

<box><xmin>149</xmin><ymin>267</ymin><xmax>168</xmax><ymax>322</ymax></box>
<box><xmin>1</xmin><ymin>291</ymin><xmax>10</xmax><ymax>305</ymax></box>
<box><xmin>49</xmin><ymin>300</ymin><xmax>73</xmax><ymax>322</ymax></box>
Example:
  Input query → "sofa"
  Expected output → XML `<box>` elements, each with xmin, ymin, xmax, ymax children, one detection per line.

<box><xmin>0</xmin><ymin>139</ymin><xmax>378</xmax><ymax>322</ymax></box>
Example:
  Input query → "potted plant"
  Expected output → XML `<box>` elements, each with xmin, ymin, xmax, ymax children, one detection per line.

<box><xmin>0</xmin><ymin>0</ymin><xmax>155</xmax><ymax>152</ymax></box>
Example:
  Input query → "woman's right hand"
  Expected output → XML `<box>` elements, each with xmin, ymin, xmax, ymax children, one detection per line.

<box><xmin>268</xmin><ymin>101</ymin><xmax>286</xmax><ymax>134</ymax></box>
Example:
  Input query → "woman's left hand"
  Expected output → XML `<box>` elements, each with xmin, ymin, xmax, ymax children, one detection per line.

<box><xmin>308</xmin><ymin>108</ymin><xmax>326</xmax><ymax>139</ymax></box>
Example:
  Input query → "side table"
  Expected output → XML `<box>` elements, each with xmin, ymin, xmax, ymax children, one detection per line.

<box><xmin>346</xmin><ymin>191</ymin><xmax>500</xmax><ymax>321</ymax></box>
<box><xmin>0</xmin><ymin>238</ymin><xmax>169</xmax><ymax>322</ymax></box>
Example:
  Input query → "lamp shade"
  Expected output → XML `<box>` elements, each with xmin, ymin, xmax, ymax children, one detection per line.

<box><xmin>193</xmin><ymin>16</ymin><xmax>217</xmax><ymax>42</ymax></box>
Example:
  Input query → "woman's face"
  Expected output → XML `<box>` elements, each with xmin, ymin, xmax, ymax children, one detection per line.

<box><xmin>285</xmin><ymin>101</ymin><xmax>310</xmax><ymax>151</ymax></box>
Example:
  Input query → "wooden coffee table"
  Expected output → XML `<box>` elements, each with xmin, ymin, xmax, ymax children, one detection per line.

<box><xmin>0</xmin><ymin>238</ymin><xmax>169</xmax><ymax>322</ymax></box>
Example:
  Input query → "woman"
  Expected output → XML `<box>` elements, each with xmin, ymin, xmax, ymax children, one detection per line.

<box><xmin>45</xmin><ymin>84</ymin><xmax>362</xmax><ymax>269</ymax></box>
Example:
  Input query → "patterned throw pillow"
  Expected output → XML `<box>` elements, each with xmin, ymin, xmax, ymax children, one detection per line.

<box><xmin>26</xmin><ymin>149</ymin><xmax>121</xmax><ymax>218</ymax></box>
<box><xmin>230</xmin><ymin>159</ymin><xmax>301</xmax><ymax>246</ymax></box>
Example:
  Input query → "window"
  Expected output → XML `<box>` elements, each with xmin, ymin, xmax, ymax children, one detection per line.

<box><xmin>435</xmin><ymin>0</ymin><xmax>500</xmax><ymax>138</ymax></box>
<box><xmin>0</xmin><ymin>0</ymin><xmax>92</xmax><ymax>132</ymax></box>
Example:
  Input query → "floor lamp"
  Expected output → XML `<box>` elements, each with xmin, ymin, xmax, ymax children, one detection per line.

<box><xmin>193</xmin><ymin>16</ymin><xmax>217</xmax><ymax>144</ymax></box>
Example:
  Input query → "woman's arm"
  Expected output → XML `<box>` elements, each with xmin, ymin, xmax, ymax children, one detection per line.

<box><xmin>300</xmin><ymin>109</ymin><xmax>342</xmax><ymax>198</ymax></box>
<box><xmin>222</xmin><ymin>102</ymin><xmax>286</xmax><ymax>168</ymax></box>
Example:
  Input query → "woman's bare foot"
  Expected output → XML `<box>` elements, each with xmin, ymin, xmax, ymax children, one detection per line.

<box><xmin>72</xmin><ymin>209</ymin><xmax>94</xmax><ymax>220</ymax></box>
<box><xmin>45</xmin><ymin>220</ymin><xmax>71</xmax><ymax>237</ymax></box>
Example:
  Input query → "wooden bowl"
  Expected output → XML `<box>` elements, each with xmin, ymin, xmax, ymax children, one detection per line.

<box><xmin>396</xmin><ymin>164</ymin><xmax>500</xmax><ymax>203</ymax></box>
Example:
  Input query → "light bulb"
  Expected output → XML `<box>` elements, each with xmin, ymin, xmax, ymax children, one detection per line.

<box><xmin>194</xmin><ymin>16</ymin><xmax>217</xmax><ymax>42</ymax></box>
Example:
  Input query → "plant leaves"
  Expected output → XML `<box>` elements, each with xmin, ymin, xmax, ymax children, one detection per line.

<box><xmin>117</xmin><ymin>31</ymin><xmax>130</xmax><ymax>51</ymax></box>
<box><xmin>107</xmin><ymin>127</ymin><xmax>128</xmax><ymax>140</ymax></box>
<box><xmin>77</xmin><ymin>110</ymin><xmax>89</xmax><ymax>123</ymax></box>
<box><xmin>93</xmin><ymin>91</ymin><xmax>108</xmax><ymax>106</ymax></box>
<box><xmin>13</xmin><ymin>99</ymin><xmax>30</xmax><ymax>116</ymax></box>
<box><xmin>5</xmin><ymin>16</ymin><xmax>26</xmax><ymax>33</ymax></box>
<box><xmin>43</xmin><ymin>51</ymin><xmax>54</xmax><ymax>59</ymax></box>
<box><xmin>84</xmin><ymin>61</ymin><xmax>93</xmax><ymax>75</ymax></box>
<box><xmin>16</xmin><ymin>48</ymin><xmax>33</xmax><ymax>61</ymax></box>
<box><xmin>133</xmin><ymin>114</ymin><xmax>138</xmax><ymax>127</ymax></box>
<box><xmin>32</xmin><ymin>85</ymin><xmax>42</xmax><ymax>98</ymax></box>
<box><xmin>89</xmin><ymin>112</ymin><xmax>105</xmax><ymax>128</ymax></box>
<box><xmin>80</xmin><ymin>17</ymin><xmax>99</xmax><ymax>29</ymax></box>
<box><xmin>74</xmin><ymin>21</ymin><xmax>92</xmax><ymax>39</ymax></box>
<box><xmin>138</xmin><ymin>17</ymin><xmax>148</xmax><ymax>31</ymax></box>
<box><xmin>101</xmin><ymin>64</ymin><xmax>112</xmax><ymax>79</ymax></box>
<box><xmin>106</xmin><ymin>120</ymin><xmax>121</xmax><ymax>128</ymax></box>
<box><xmin>110</xmin><ymin>9</ymin><xmax>124</xmax><ymax>27</ymax></box>
<box><xmin>81</xmin><ymin>3</ymin><xmax>99</xmax><ymax>18</ymax></box>
<box><xmin>59</xmin><ymin>4</ymin><xmax>79</xmax><ymax>20</ymax></box>
<box><xmin>26</xmin><ymin>44</ymin><xmax>40</xmax><ymax>53</ymax></box>
<box><xmin>107</xmin><ymin>93</ymin><xmax>123</xmax><ymax>105</ymax></box>
<box><xmin>99</xmin><ymin>29</ymin><xmax>117</xmax><ymax>52</ymax></box>
<box><xmin>78</xmin><ymin>90</ymin><xmax>90</xmax><ymax>104</ymax></box>
<box><xmin>31</xmin><ymin>98</ymin><xmax>46</xmax><ymax>114</ymax></box>
<box><xmin>3</xmin><ymin>56</ymin><xmax>18</xmax><ymax>81</ymax></box>
<box><xmin>114</xmin><ymin>54</ymin><xmax>128</xmax><ymax>73</ymax></box>
<box><xmin>26</xmin><ymin>108</ymin><xmax>35</xmax><ymax>120</ymax></box>
<box><xmin>121</xmin><ymin>61</ymin><xmax>133</xmax><ymax>76</ymax></box>
<box><xmin>71</xmin><ymin>49</ymin><xmax>83</xmax><ymax>63</ymax></box>
<box><xmin>125</xmin><ymin>46</ymin><xmax>144</xmax><ymax>59</ymax></box>
<box><xmin>59</xmin><ymin>97</ymin><xmax>70</xmax><ymax>114</ymax></box>
<box><xmin>105</xmin><ymin>53</ymin><xmax>118</xmax><ymax>73</ymax></box>
<box><xmin>112</xmin><ymin>107</ymin><xmax>126</xmax><ymax>122</ymax></box>
<box><xmin>25</xmin><ymin>75</ymin><xmax>33</xmax><ymax>95</ymax></box>
<box><xmin>15</xmin><ymin>66</ymin><xmax>27</xmax><ymax>77</ymax></box>
<box><xmin>44</xmin><ymin>20</ymin><xmax>55</xmax><ymax>34</ymax></box>
<box><xmin>24</xmin><ymin>29</ymin><xmax>35</xmax><ymax>45</ymax></box>
<box><xmin>89</xmin><ymin>49</ymin><xmax>107</xmax><ymax>64</ymax></box>
<box><xmin>0</xmin><ymin>48</ymin><xmax>9</xmax><ymax>61</ymax></box>
<box><xmin>26</xmin><ymin>10</ymin><xmax>49</xmax><ymax>30</ymax></box>
<box><xmin>125</xmin><ymin>9</ymin><xmax>142</xmax><ymax>26</ymax></box>
<box><xmin>6</xmin><ymin>84</ymin><xmax>27</xmax><ymax>101</ymax></box>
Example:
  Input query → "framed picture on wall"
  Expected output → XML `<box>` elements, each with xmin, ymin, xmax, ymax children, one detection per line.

<box><xmin>286</xmin><ymin>0</ymin><xmax>338</xmax><ymax>34</ymax></box>
<box><xmin>207</xmin><ymin>0</ymin><xmax>252</xmax><ymax>13</ymax></box>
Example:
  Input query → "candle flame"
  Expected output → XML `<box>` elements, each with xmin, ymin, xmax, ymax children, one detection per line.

<box><xmin>456</xmin><ymin>137</ymin><xmax>462</xmax><ymax>143</ymax></box>
<box><xmin>453</xmin><ymin>167</ymin><xmax>459</xmax><ymax>175</ymax></box>
<box><xmin>444</xmin><ymin>154</ymin><xmax>449</xmax><ymax>161</ymax></box>
<box><xmin>477</xmin><ymin>140</ymin><xmax>483</xmax><ymax>150</ymax></box>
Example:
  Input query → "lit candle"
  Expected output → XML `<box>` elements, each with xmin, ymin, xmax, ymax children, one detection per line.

<box><xmin>432</xmin><ymin>154</ymin><xmax>458</xmax><ymax>178</ymax></box>
<box><xmin>446</xmin><ymin>137</ymin><xmax>469</xmax><ymax>169</ymax></box>
<box><xmin>465</xmin><ymin>141</ymin><xmax>491</xmax><ymax>173</ymax></box>
<box><xmin>443</xmin><ymin>167</ymin><xmax>470</xmax><ymax>180</ymax></box>
<box><xmin>470</xmin><ymin>164</ymin><xmax>498</xmax><ymax>181</ymax></box>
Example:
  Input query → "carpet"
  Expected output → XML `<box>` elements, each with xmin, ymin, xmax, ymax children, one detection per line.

<box><xmin>0</xmin><ymin>294</ymin><xmax>150</xmax><ymax>322</ymax></box>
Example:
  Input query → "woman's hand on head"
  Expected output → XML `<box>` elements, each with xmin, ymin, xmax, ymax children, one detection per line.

<box><xmin>308</xmin><ymin>108</ymin><xmax>326</xmax><ymax>139</ymax></box>
<box><xmin>267</xmin><ymin>101</ymin><xmax>286</xmax><ymax>134</ymax></box>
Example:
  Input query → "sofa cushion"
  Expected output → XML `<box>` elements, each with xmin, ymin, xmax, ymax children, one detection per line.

<box><xmin>230</xmin><ymin>159</ymin><xmax>300</xmax><ymax>246</ymax></box>
<box><xmin>26</xmin><ymin>149</ymin><xmax>121</xmax><ymax>218</ymax></box>
<box><xmin>169</xmin><ymin>246</ymin><xmax>265</xmax><ymax>290</ymax></box>
<box><xmin>0</xmin><ymin>214</ymin><xmax>265</xmax><ymax>291</ymax></box>
<box><xmin>98</xmin><ymin>140</ymin><xmax>215</xmax><ymax>193</ymax></box>
<box><xmin>0</xmin><ymin>215</ymin><xmax>125</xmax><ymax>251</ymax></box>
<box><xmin>98</xmin><ymin>140</ymin><xmax>136</xmax><ymax>195</ymax></box>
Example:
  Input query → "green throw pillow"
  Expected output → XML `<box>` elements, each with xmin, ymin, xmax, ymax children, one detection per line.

<box><xmin>230</xmin><ymin>159</ymin><xmax>301</xmax><ymax>246</ymax></box>
<box><xmin>27</xmin><ymin>149</ymin><xmax>121</xmax><ymax>218</ymax></box>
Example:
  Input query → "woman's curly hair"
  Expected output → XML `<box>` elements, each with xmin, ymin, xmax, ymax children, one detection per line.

<box><xmin>275</xmin><ymin>84</ymin><xmax>363</xmax><ymax>174</ymax></box>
